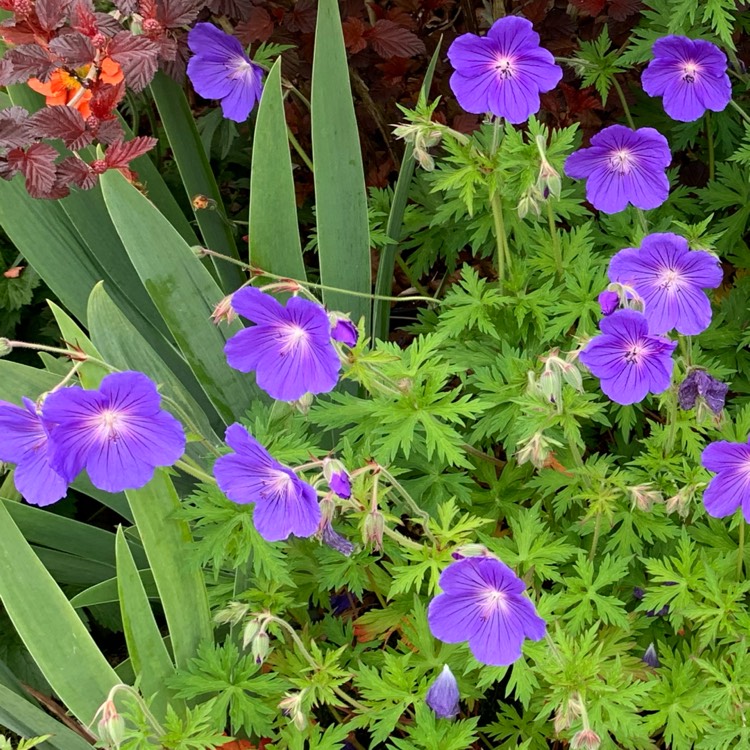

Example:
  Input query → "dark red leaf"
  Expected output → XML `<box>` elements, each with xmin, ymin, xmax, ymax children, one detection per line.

<box><xmin>35</xmin><ymin>0</ymin><xmax>70</xmax><ymax>31</ymax></box>
<box><xmin>69</xmin><ymin>0</ymin><xmax>97</xmax><ymax>35</ymax></box>
<box><xmin>49</xmin><ymin>31</ymin><xmax>95</xmax><ymax>66</ymax></box>
<box><xmin>57</xmin><ymin>155</ymin><xmax>97</xmax><ymax>188</ymax></box>
<box><xmin>0</xmin><ymin>44</ymin><xmax>55</xmax><ymax>84</ymax></box>
<box><xmin>342</xmin><ymin>16</ymin><xmax>367</xmax><ymax>54</ymax></box>
<box><xmin>235</xmin><ymin>5</ymin><xmax>273</xmax><ymax>44</ymax></box>
<box><xmin>95</xmin><ymin>118</ymin><xmax>123</xmax><ymax>144</ymax></box>
<box><xmin>159</xmin><ymin>0</ymin><xmax>202</xmax><ymax>28</ymax></box>
<box><xmin>205</xmin><ymin>0</ymin><xmax>251</xmax><ymax>20</ymax></box>
<box><xmin>607</xmin><ymin>0</ymin><xmax>641</xmax><ymax>21</ymax></box>
<box><xmin>9</xmin><ymin>143</ymin><xmax>59</xmax><ymax>198</ymax></box>
<box><xmin>104</xmin><ymin>136</ymin><xmax>157</xmax><ymax>169</ymax></box>
<box><xmin>285</xmin><ymin>0</ymin><xmax>315</xmax><ymax>33</ymax></box>
<box><xmin>365</xmin><ymin>20</ymin><xmax>426</xmax><ymax>59</ymax></box>
<box><xmin>0</xmin><ymin>106</ymin><xmax>30</xmax><ymax>148</ymax></box>
<box><xmin>0</xmin><ymin>19</ymin><xmax>38</xmax><ymax>45</ymax></box>
<box><xmin>25</xmin><ymin>106</ymin><xmax>92</xmax><ymax>150</ymax></box>
<box><xmin>568</xmin><ymin>0</ymin><xmax>606</xmax><ymax>15</ymax></box>
<box><xmin>108</xmin><ymin>30</ymin><xmax>159</xmax><ymax>91</ymax></box>
<box><xmin>112</xmin><ymin>0</ymin><xmax>137</xmax><ymax>15</ymax></box>
<box><xmin>89</xmin><ymin>80</ymin><xmax>125</xmax><ymax>118</ymax></box>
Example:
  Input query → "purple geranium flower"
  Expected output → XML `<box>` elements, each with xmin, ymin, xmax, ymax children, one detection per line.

<box><xmin>0</xmin><ymin>397</ymin><xmax>68</xmax><ymax>507</ymax></box>
<box><xmin>447</xmin><ymin>16</ymin><xmax>562</xmax><ymax>123</ymax></box>
<box><xmin>214</xmin><ymin>423</ymin><xmax>321</xmax><ymax>542</ymax></box>
<box><xmin>323</xmin><ymin>458</ymin><xmax>351</xmax><ymax>499</ymax></box>
<box><xmin>678</xmin><ymin>369</ymin><xmax>728</xmax><ymax>414</ymax></box>
<box><xmin>701</xmin><ymin>438</ymin><xmax>750</xmax><ymax>521</ymax></box>
<box><xmin>187</xmin><ymin>23</ymin><xmax>264</xmax><ymax>122</ymax></box>
<box><xmin>608</xmin><ymin>233</ymin><xmax>723</xmax><ymax>335</ymax></box>
<box><xmin>579</xmin><ymin>310</ymin><xmax>677</xmax><ymax>405</ymax></box>
<box><xmin>426</xmin><ymin>665</ymin><xmax>460</xmax><ymax>719</ymax></box>
<box><xmin>43</xmin><ymin>372</ymin><xmax>186</xmax><ymax>493</ymax></box>
<box><xmin>427</xmin><ymin>556</ymin><xmax>545</xmax><ymax>666</ymax></box>
<box><xmin>225</xmin><ymin>288</ymin><xmax>341</xmax><ymax>402</ymax></box>
<box><xmin>642</xmin><ymin>36</ymin><xmax>731</xmax><ymax>122</ymax></box>
<box><xmin>564</xmin><ymin>125</ymin><xmax>671</xmax><ymax>214</ymax></box>
<box><xmin>320</xmin><ymin>522</ymin><xmax>355</xmax><ymax>556</ymax></box>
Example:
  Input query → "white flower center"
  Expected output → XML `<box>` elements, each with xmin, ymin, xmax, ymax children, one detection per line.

<box><xmin>624</xmin><ymin>344</ymin><xmax>645</xmax><ymax>365</ymax></box>
<box><xmin>279</xmin><ymin>324</ymin><xmax>309</xmax><ymax>354</ymax></box>
<box><xmin>658</xmin><ymin>267</ymin><xmax>682</xmax><ymax>290</ymax></box>
<box><xmin>481</xmin><ymin>587</ymin><xmax>508</xmax><ymax>615</ymax></box>
<box><xmin>608</xmin><ymin>148</ymin><xmax>634</xmax><ymax>175</ymax></box>
<box><xmin>267</xmin><ymin>469</ymin><xmax>294</xmax><ymax>496</ymax></box>
<box><xmin>494</xmin><ymin>56</ymin><xmax>514</xmax><ymax>79</ymax></box>
<box><xmin>229</xmin><ymin>56</ymin><xmax>254</xmax><ymax>80</ymax></box>
<box><xmin>681</xmin><ymin>61</ymin><xmax>700</xmax><ymax>83</ymax></box>
<box><xmin>97</xmin><ymin>408</ymin><xmax>124</xmax><ymax>440</ymax></box>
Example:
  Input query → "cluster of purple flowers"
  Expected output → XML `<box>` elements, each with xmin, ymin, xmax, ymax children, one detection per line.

<box><xmin>0</xmin><ymin>371</ymin><xmax>185</xmax><ymax>507</ymax></box>
<box><xmin>580</xmin><ymin>233</ymin><xmax>722</xmax><ymax>406</ymax></box>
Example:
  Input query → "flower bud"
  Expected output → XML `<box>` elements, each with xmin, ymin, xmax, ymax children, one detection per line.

<box><xmin>516</xmin><ymin>432</ymin><xmax>559</xmax><ymax>470</ymax></box>
<box><xmin>211</xmin><ymin>295</ymin><xmax>237</xmax><ymax>325</ymax></box>
<box><xmin>450</xmin><ymin>543</ymin><xmax>491</xmax><ymax>560</ymax></box>
<box><xmin>666</xmin><ymin>485</ymin><xmax>694</xmax><ymax>518</ymax></box>
<box><xmin>539</xmin><ymin>368</ymin><xmax>561</xmax><ymax>405</ymax></box>
<box><xmin>96</xmin><ymin>699</ymin><xmax>125</xmax><ymax>750</ymax></box>
<box><xmin>279</xmin><ymin>691</ymin><xmax>307</xmax><ymax>731</ymax></box>
<box><xmin>329</xmin><ymin>315</ymin><xmax>359</xmax><ymax>347</ymax></box>
<box><xmin>242</xmin><ymin>616</ymin><xmax>264</xmax><ymax>650</ymax></box>
<box><xmin>642</xmin><ymin>642</ymin><xmax>660</xmax><ymax>668</ymax></box>
<box><xmin>425</xmin><ymin>665</ymin><xmax>460</xmax><ymax>719</ymax></box>
<box><xmin>678</xmin><ymin>369</ymin><xmax>727</xmax><ymax>415</ymax></box>
<box><xmin>0</xmin><ymin>338</ymin><xmax>11</xmax><ymax>357</ymax></box>
<box><xmin>251</xmin><ymin>631</ymin><xmax>270</xmax><ymax>664</ymax></box>
<box><xmin>292</xmin><ymin>392</ymin><xmax>314</xmax><ymax>415</ymax></box>
<box><xmin>571</xmin><ymin>729</ymin><xmax>601</xmax><ymax>750</ymax></box>
<box><xmin>320</xmin><ymin>522</ymin><xmax>355</xmax><ymax>556</ymax></box>
<box><xmin>214</xmin><ymin>601</ymin><xmax>250</xmax><ymax>627</ymax></box>
<box><xmin>363</xmin><ymin>509</ymin><xmax>385</xmax><ymax>551</ymax></box>
<box><xmin>323</xmin><ymin>458</ymin><xmax>351</xmax><ymax>499</ymax></box>
<box><xmin>628</xmin><ymin>484</ymin><xmax>663</xmax><ymax>512</ymax></box>
<box><xmin>598</xmin><ymin>290</ymin><xmax>619</xmax><ymax>316</ymax></box>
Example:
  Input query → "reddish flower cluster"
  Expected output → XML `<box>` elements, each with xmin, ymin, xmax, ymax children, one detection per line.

<box><xmin>0</xmin><ymin>0</ymin><xmax>211</xmax><ymax>197</ymax></box>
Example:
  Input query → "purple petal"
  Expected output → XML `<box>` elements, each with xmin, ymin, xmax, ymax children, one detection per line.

<box><xmin>564</xmin><ymin>146</ymin><xmax>606</xmax><ymax>180</ymax></box>
<box><xmin>252</xmin><ymin>476</ymin><xmax>321</xmax><ymax>542</ymax></box>
<box><xmin>585</xmin><ymin>167</ymin><xmax>629</xmax><ymax>214</ymax></box>
<box><xmin>599</xmin><ymin>309</ymin><xmax>649</xmax><ymax>339</ymax></box>
<box><xmin>599</xmin><ymin>362</ymin><xmax>652</xmax><ymax>405</ymax></box>
<box><xmin>662</xmin><ymin>78</ymin><xmax>710</xmax><ymax>122</ymax></box>
<box><xmin>427</xmin><ymin>592</ymin><xmax>484</xmax><ymax>643</ymax></box>
<box><xmin>449</xmin><ymin>70</ymin><xmax>494</xmax><ymax>114</ymax></box>
<box><xmin>232</xmin><ymin>287</ymin><xmax>286</xmax><ymax>325</ymax></box>
<box><xmin>86</xmin><ymin>441</ymin><xmax>157</xmax><ymax>493</ymax></box>
<box><xmin>331</xmin><ymin>319</ymin><xmax>358</xmax><ymax>347</ymax></box>
<box><xmin>14</xmin><ymin>448</ymin><xmax>68</xmax><ymax>507</ymax></box>
<box><xmin>187</xmin><ymin>57</ymin><xmax>235</xmax><ymax>100</ymax></box>
<box><xmin>99</xmin><ymin>371</ymin><xmax>162</xmax><ymax>417</ymax></box>
<box><xmin>693</xmin><ymin>72</ymin><xmax>732</xmax><ymax>114</ymax></box>
<box><xmin>447</xmin><ymin>34</ymin><xmax>496</xmax><ymax>77</ymax></box>
<box><xmin>623</xmin><ymin>166</ymin><xmax>670</xmax><ymax>211</ymax></box>
<box><xmin>487</xmin><ymin>76</ymin><xmax>541</xmax><ymax>124</ymax></box>
<box><xmin>188</xmin><ymin>22</ymin><xmax>245</xmax><ymax>58</ymax></box>
<box><xmin>703</xmin><ymin>471</ymin><xmax>747</xmax><ymax>519</ymax></box>
<box><xmin>702</xmin><ymin>441</ymin><xmax>750</xmax><ymax>473</ymax></box>
<box><xmin>486</xmin><ymin>16</ymin><xmax>538</xmax><ymax>54</ymax></box>
<box><xmin>329</xmin><ymin>471</ymin><xmax>351</xmax><ymax>499</ymax></box>
<box><xmin>426</xmin><ymin>666</ymin><xmax>460</xmax><ymax>719</ymax></box>
<box><xmin>219</xmin><ymin>68</ymin><xmax>263</xmax><ymax>122</ymax></box>
<box><xmin>0</xmin><ymin>400</ymin><xmax>46</xmax><ymax>463</ymax></box>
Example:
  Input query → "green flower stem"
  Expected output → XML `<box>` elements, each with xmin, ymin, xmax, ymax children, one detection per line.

<box><xmin>267</xmin><ymin>616</ymin><xmax>369</xmax><ymax>713</ymax></box>
<box><xmin>377</xmin><ymin>465</ymin><xmax>436</xmax><ymax>545</ymax></box>
<box><xmin>287</xmin><ymin>126</ymin><xmax>314</xmax><ymax>172</ymax></box>
<box><xmin>383</xmin><ymin>525</ymin><xmax>424</xmax><ymax>551</ymax></box>
<box><xmin>738</xmin><ymin>517</ymin><xmax>745</xmax><ymax>579</ymax></box>
<box><xmin>588</xmin><ymin>514</ymin><xmax>601</xmax><ymax>561</ymax></box>
<box><xmin>611</xmin><ymin>76</ymin><xmax>636</xmax><ymax>130</ymax></box>
<box><xmin>197</xmin><ymin>247</ymin><xmax>438</xmax><ymax>304</ymax></box>
<box><xmin>546</xmin><ymin>201</ymin><xmax>563</xmax><ymax>277</ymax></box>
<box><xmin>489</xmin><ymin>117</ymin><xmax>510</xmax><ymax>288</ymax></box>
<box><xmin>706</xmin><ymin>112</ymin><xmax>715</xmax><ymax>182</ymax></box>
<box><xmin>636</xmin><ymin>208</ymin><xmax>648</xmax><ymax>234</ymax></box>
<box><xmin>729</xmin><ymin>98</ymin><xmax>750</xmax><ymax>126</ymax></box>
<box><xmin>2</xmin><ymin>340</ymin><xmax>114</xmax><ymax>372</ymax></box>
<box><xmin>174</xmin><ymin>459</ymin><xmax>216</xmax><ymax>485</ymax></box>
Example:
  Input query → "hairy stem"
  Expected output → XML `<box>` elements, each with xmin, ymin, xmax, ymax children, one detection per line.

<box><xmin>611</xmin><ymin>76</ymin><xmax>635</xmax><ymax>130</ymax></box>
<box><xmin>706</xmin><ymin>111</ymin><xmax>715</xmax><ymax>182</ymax></box>
<box><xmin>546</xmin><ymin>200</ymin><xmax>563</xmax><ymax>276</ymax></box>
<box><xmin>738</xmin><ymin>517</ymin><xmax>745</xmax><ymax>579</ymax></box>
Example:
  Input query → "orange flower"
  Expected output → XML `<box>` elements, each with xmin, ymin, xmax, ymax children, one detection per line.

<box><xmin>28</xmin><ymin>58</ymin><xmax>124</xmax><ymax>118</ymax></box>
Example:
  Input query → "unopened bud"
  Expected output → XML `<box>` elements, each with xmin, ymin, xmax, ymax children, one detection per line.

<box><xmin>425</xmin><ymin>665</ymin><xmax>459</xmax><ymax>719</ymax></box>
<box><xmin>279</xmin><ymin>691</ymin><xmax>307</xmax><ymax>731</ymax></box>
<box><xmin>323</xmin><ymin>458</ymin><xmax>351</xmax><ymax>499</ymax></box>
<box><xmin>0</xmin><ymin>338</ymin><xmax>11</xmax><ymax>357</ymax></box>
<box><xmin>516</xmin><ymin>432</ymin><xmax>559</xmax><ymax>470</ymax></box>
<box><xmin>214</xmin><ymin>600</ymin><xmax>250</xmax><ymax>627</ymax></box>
<box><xmin>242</xmin><ymin>616</ymin><xmax>264</xmax><ymax>650</ymax></box>
<box><xmin>451</xmin><ymin>543</ymin><xmax>491</xmax><ymax>560</ymax></box>
<box><xmin>665</xmin><ymin>485</ymin><xmax>694</xmax><ymax>518</ymax></box>
<box><xmin>628</xmin><ymin>484</ymin><xmax>662</xmax><ymax>512</ymax></box>
<box><xmin>329</xmin><ymin>315</ymin><xmax>358</xmax><ymax>347</ymax></box>
<box><xmin>642</xmin><ymin>642</ymin><xmax>660</xmax><ymax>668</ymax></box>
<box><xmin>251</xmin><ymin>631</ymin><xmax>270</xmax><ymax>664</ymax></box>
<box><xmin>96</xmin><ymin>699</ymin><xmax>125</xmax><ymax>750</ymax></box>
<box><xmin>363</xmin><ymin>509</ymin><xmax>385</xmax><ymax>551</ymax></box>
<box><xmin>292</xmin><ymin>392</ymin><xmax>314</xmax><ymax>415</ymax></box>
<box><xmin>539</xmin><ymin>368</ymin><xmax>561</xmax><ymax>405</ymax></box>
<box><xmin>210</xmin><ymin>295</ymin><xmax>237</xmax><ymax>325</ymax></box>
<box><xmin>571</xmin><ymin>728</ymin><xmax>601</xmax><ymax>750</ymax></box>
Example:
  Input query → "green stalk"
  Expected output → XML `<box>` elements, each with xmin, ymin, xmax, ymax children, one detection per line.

<box><xmin>546</xmin><ymin>200</ymin><xmax>562</xmax><ymax>276</ymax></box>
<box><xmin>738</xmin><ymin>517</ymin><xmax>745</xmax><ymax>579</ymax></box>
<box><xmin>611</xmin><ymin>76</ymin><xmax>636</xmax><ymax>129</ymax></box>
<box><xmin>706</xmin><ymin>112</ymin><xmax>715</xmax><ymax>182</ymax></box>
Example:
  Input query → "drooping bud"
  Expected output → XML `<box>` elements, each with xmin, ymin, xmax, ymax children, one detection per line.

<box><xmin>627</xmin><ymin>484</ymin><xmax>663</xmax><ymax>512</ymax></box>
<box><xmin>279</xmin><ymin>691</ymin><xmax>307</xmax><ymax>731</ymax></box>
<box><xmin>96</xmin><ymin>699</ymin><xmax>125</xmax><ymax>750</ymax></box>
<box><xmin>214</xmin><ymin>600</ymin><xmax>250</xmax><ymax>627</ymax></box>
<box><xmin>210</xmin><ymin>295</ymin><xmax>237</xmax><ymax>325</ymax></box>
<box><xmin>571</xmin><ymin>729</ymin><xmax>601</xmax><ymax>750</ymax></box>
<box><xmin>363</xmin><ymin>509</ymin><xmax>385</xmax><ymax>551</ymax></box>
<box><xmin>598</xmin><ymin>290</ymin><xmax>619</xmax><ymax>316</ymax></box>
<box><xmin>323</xmin><ymin>458</ymin><xmax>351</xmax><ymax>499</ymax></box>
<box><xmin>329</xmin><ymin>315</ymin><xmax>359</xmax><ymax>347</ymax></box>
<box><xmin>665</xmin><ymin>485</ymin><xmax>694</xmax><ymax>518</ymax></box>
<box><xmin>251</xmin><ymin>631</ymin><xmax>270</xmax><ymax>664</ymax></box>
<box><xmin>450</xmin><ymin>543</ymin><xmax>491</xmax><ymax>560</ymax></box>
<box><xmin>292</xmin><ymin>392</ymin><xmax>314</xmax><ymax>416</ymax></box>
<box><xmin>320</xmin><ymin>522</ymin><xmax>355</xmax><ymax>556</ymax></box>
<box><xmin>425</xmin><ymin>665</ymin><xmax>460</xmax><ymax>719</ymax></box>
<box><xmin>642</xmin><ymin>643</ymin><xmax>660</xmax><ymax>668</ymax></box>
<box><xmin>242</xmin><ymin>616</ymin><xmax>265</xmax><ymax>650</ymax></box>
<box><xmin>0</xmin><ymin>338</ymin><xmax>11</xmax><ymax>357</ymax></box>
<box><xmin>516</xmin><ymin>432</ymin><xmax>561</xmax><ymax>470</ymax></box>
<box><xmin>678</xmin><ymin>369</ymin><xmax>728</xmax><ymax>415</ymax></box>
